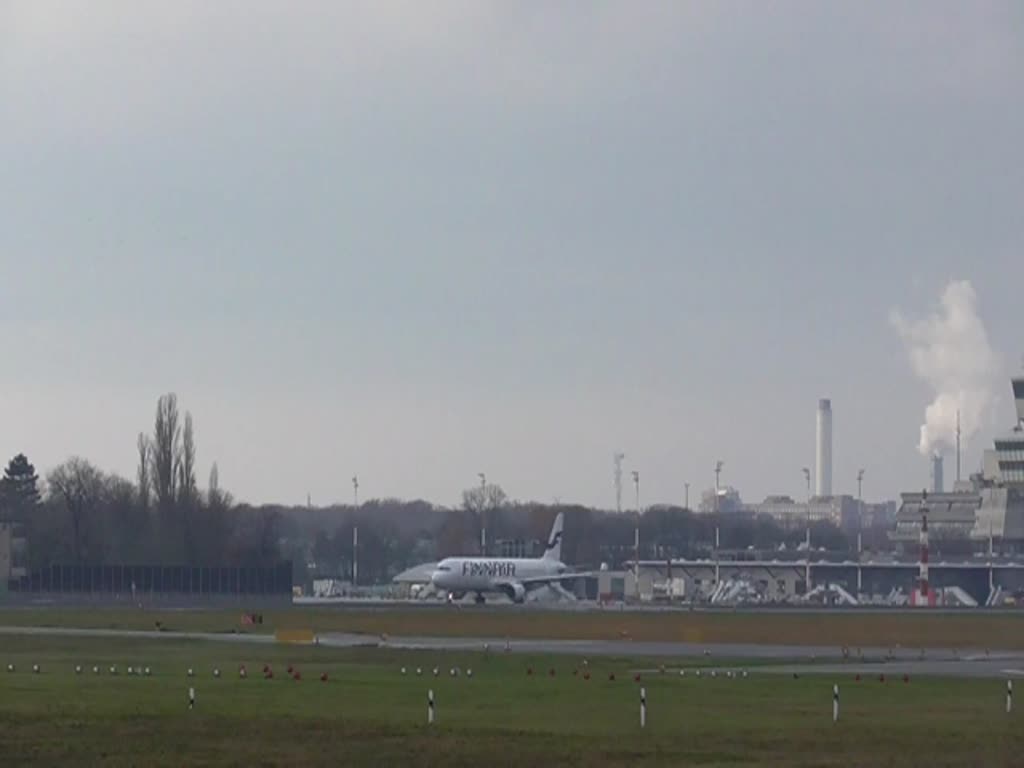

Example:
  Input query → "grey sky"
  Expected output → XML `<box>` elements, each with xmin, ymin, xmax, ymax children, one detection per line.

<box><xmin>1</xmin><ymin>2</ymin><xmax>1022</xmax><ymax>509</ymax></box>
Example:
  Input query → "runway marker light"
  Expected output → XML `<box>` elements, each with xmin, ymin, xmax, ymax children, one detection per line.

<box><xmin>239</xmin><ymin>666</ymin><xmax>247</xmax><ymax>678</ymax></box>
<box><xmin>466</xmin><ymin>669</ymin><xmax>473</xmax><ymax>678</ymax></box>
<box><xmin>110</xmin><ymin>666</ymin><xmax>117</xmax><ymax>675</ymax></box>
<box><xmin>1008</xmin><ymin>680</ymin><xmax>1014</xmax><ymax>714</ymax></box>
<box><xmin>711</xmin><ymin>670</ymin><xmax>717</xmax><ymax>679</ymax></box>
<box><xmin>416</xmin><ymin>667</ymin><xmax>422</xmax><ymax>676</ymax></box>
<box><xmin>32</xmin><ymin>664</ymin><xmax>39</xmax><ymax>674</ymax></box>
<box><xmin>401</xmin><ymin>667</ymin><xmax>407</xmax><ymax>675</ymax></box>
<box><xmin>144</xmin><ymin>667</ymin><xmax>151</xmax><ymax>676</ymax></box>
<box><xmin>75</xmin><ymin>665</ymin><xmax>82</xmax><ymax>674</ymax></box>
<box><xmin>679</xmin><ymin>669</ymin><xmax>686</xmax><ymax>677</ymax></box>
<box><xmin>320</xmin><ymin>672</ymin><xmax>328</xmax><ymax>683</ymax></box>
<box><xmin>6</xmin><ymin>664</ymin><xmax>13</xmax><ymax>673</ymax></box>
<box><xmin>640</xmin><ymin>687</ymin><xmax>647</xmax><ymax>728</ymax></box>
<box><xmin>428</xmin><ymin>689</ymin><xmax>435</xmax><ymax>725</ymax></box>
<box><xmin>127</xmin><ymin>666</ymin><xmax>134</xmax><ymax>675</ymax></box>
<box><xmin>695</xmin><ymin>670</ymin><xmax>701</xmax><ymax>678</ymax></box>
<box><xmin>188</xmin><ymin>686</ymin><xmax>195</xmax><ymax>711</ymax></box>
<box><xmin>742</xmin><ymin>670</ymin><xmax>748</xmax><ymax>678</ymax></box>
<box><xmin>187</xmin><ymin>668</ymin><xmax>194</xmax><ymax>677</ymax></box>
<box><xmin>450</xmin><ymin>668</ymin><xmax>457</xmax><ymax>677</ymax></box>
<box><xmin>92</xmin><ymin>666</ymin><xmax>99</xmax><ymax>675</ymax></box>
<box><xmin>433</xmin><ymin>667</ymin><xmax>440</xmax><ymax>677</ymax></box>
<box><xmin>833</xmin><ymin>684</ymin><xmax>839</xmax><ymax>723</ymax></box>
<box><xmin>213</xmin><ymin>669</ymin><xmax>221</xmax><ymax>678</ymax></box>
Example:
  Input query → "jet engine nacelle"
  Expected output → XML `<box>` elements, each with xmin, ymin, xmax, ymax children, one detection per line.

<box><xmin>501</xmin><ymin>582</ymin><xmax>526</xmax><ymax>603</ymax></box>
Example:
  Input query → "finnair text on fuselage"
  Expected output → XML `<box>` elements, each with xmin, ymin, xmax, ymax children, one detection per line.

<box><xmin>462</xmin><ymin>561</ymin><xmax>517</xmax><ymax>578</ymax></box>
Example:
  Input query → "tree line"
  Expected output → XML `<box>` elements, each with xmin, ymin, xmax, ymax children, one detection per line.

<box><xmin>2</xmin><ymin>396</ymin><xmax>895</xmax><ymax>586</ymax></box>
<box><xmin>0</xmin><ymin>394</ymin><xmax>282</xmax><ymax>571</ymax></box>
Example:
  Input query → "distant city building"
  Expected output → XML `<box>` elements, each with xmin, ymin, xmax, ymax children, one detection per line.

<box><xmin>698</xmin><ymin>486</ymin><xmax>744</xmax><ymax>515</ymax></box>
<box><xmin>745</xmin><ymin>495</ymin><xmax>860</xmax><ymax>530</ymax></box>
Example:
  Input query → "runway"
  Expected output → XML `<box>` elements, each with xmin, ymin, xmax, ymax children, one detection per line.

<box><xmin>3</xmin><ymin>624</ymin><xmax>1021</xmax><ymax>678</ymax></box>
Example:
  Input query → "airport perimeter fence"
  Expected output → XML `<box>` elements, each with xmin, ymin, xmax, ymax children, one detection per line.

<box><xmin>4</xmin><ymin>562</ymin><xmax>293</xmax><ymax>603</ymax></box>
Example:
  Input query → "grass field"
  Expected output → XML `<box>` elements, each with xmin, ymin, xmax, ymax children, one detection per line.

<box><xmin>1</xmin><ymin>634</ymin><xmax>1022</xmax><ymax>766</ymax></box>
<box><xmin>3</xmin><ymin>605</ymin><xmax>1024</xmax><ymax>649</ymax></box>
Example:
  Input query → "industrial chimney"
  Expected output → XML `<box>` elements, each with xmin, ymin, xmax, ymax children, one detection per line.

<box><xmin>931</xmin><ymin>453</ymin><xmax>944</xmax><ymax>494</ymax></box>
<box><xmin>815</xmin><ymin>399</ymin><xmax>832</xmax><ymax>497</ymax></box>
<box><xmin>1014</xmin><ymin>377</ymin><xmax>1024</xmax><ymax>427</ymax></box>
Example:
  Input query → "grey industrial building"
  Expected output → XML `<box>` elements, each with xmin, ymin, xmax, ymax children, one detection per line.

<box><xmin>894</xmin><ymin>376</ymin><xmax>1024</xmax><ymax>553</ymax></box>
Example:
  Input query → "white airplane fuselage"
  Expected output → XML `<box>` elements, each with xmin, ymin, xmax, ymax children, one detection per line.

<box><xmin>430</xmin><ymin>557</ymin><xmax>568</xmax><ymax>601</ymax></box>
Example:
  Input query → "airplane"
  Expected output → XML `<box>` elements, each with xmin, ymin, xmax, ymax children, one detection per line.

<box><xmin>430</xmin><ymin>513</ymin><xmax>587</xmax><ymax>604</ymax></box>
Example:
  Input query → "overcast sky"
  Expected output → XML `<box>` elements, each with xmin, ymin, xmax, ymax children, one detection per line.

<box><xmin>1</xmin><ymin>2</ymin><xmax>1022</xmax><ymax>509</ymax></box>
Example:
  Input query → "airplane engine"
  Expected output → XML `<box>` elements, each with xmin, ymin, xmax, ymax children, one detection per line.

<box><xmin>501</xmin><ymin>582</ymin><xmax>526</xmax><ymax>603</ymax></box>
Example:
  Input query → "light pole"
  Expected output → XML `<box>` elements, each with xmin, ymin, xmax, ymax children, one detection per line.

<box><xmin>632</xmin><ymin>470</ymin><xmax>640</xmax><ymax>600</ymax></box>
<box><xmin>856</xmin><ymin>468</ymin><xmax>865</xmax><ymax>594</ymax></box>
<box><xmin>478</xmin><ymin>472</ymin><xmax>487</xmax><ymax>556</ymax></box>
<box><xmin>714</xmin><ymin>461</ymin><xmax>723</xmax><ymax>586</ymax></box>
<box><xmin>802</xmin><ymin>467</ymin><xmax>811</xmax><ymax>591</ymax></box>
<box><xmin>352</xmin><ymin>475</ymin><xmax>359</xmax><ymax>586</ymax></box>
<box><xmin>684</xmin><ymin>482</ymin><xmax>690</xmax><ymax>511</ymax></box>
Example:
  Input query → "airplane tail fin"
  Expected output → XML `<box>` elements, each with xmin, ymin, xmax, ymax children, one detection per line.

<box><xmin>543</xmin><ymin>513</ymin><xmax>564</xmax><ymax>561</ymax></box>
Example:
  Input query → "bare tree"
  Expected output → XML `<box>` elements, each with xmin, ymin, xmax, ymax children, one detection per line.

<box><xmin>150</xmin><ymin>394</ymin><xmax>180</xmax><ymax>514</ymax></box>
<box><xmin>48</xmin><ymin>457</ymin><xmax>105</xmax><ymax>563</ymax></box>
<box><xmin>178</xmin><ymin>412</ymin><xmax>197</xmax><ymax>505</ymax></box>
<box><xmin>136</xmin><ymin>433</ymin><xmax>151</xmax><ymax>514</ymax></box>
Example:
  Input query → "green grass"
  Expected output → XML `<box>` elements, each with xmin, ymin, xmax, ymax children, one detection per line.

<box><xmin>3</xmin><ymin>606</ymin><xmax>1024</xmax><ymax>649</ymax></box>
<box><xmin>0</xmin><ymin>635</ymin><xmax>1021</xmax><ymax>766</ymax></box>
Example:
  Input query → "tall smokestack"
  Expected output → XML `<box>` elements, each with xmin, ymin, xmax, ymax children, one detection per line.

<box><xmin>1013</xmin><ymin>377</ymin><xmax>1024</xmax><ymax>427</ymax></box>
<box><xmin>931</xmin><ymin>453</ymin><xmax>944</xmax><ymax>494</ymax></box>
<box><xmin>815</xmin><ymin>399</ymin><xmax>832</xmax><ymax>497</ymax></box>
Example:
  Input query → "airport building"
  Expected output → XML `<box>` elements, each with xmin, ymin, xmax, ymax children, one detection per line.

<box><xmin>894</xmin><ymin>376</ymin><xmax>1024</xmax><ymax>554</ymax></box>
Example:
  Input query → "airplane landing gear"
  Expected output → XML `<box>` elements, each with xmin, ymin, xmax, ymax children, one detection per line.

<box><xmin>474</xmin><ymin>593</ymin><xmax>486</xmax><ymax>605</ymax></box>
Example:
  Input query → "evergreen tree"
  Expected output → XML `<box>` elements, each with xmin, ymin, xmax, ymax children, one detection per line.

<box><xmin>0</xmin><ymin>453</ymin><xmax>41</xmax><ymax>520</ymax></box>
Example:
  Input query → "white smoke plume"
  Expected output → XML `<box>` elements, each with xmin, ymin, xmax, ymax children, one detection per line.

<box><xmin>890</xmin><ymin>280</ymin><xmax>1000</xmax><ymax>456</ymax></box>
